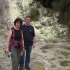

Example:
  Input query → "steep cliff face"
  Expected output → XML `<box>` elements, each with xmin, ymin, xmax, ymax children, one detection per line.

<box><xmin>0</xmin><ymin>0</ymin><xmax>10</xmax><ymax>40</ymax></box>
<box><xmin>0</xmin><ymin>0</ymin><xmax>10</xmax><ymax>22</ymax></box>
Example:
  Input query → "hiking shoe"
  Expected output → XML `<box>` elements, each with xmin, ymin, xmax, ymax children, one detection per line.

<box><xmin>19</xmin><ymin>68</ymin><xmax>23</xmax><ymax>70</ymax></box>
<box><xmin>25</xmin><ymin>66</ymin><xmax>31</xmax><ymax>70</ymax></box>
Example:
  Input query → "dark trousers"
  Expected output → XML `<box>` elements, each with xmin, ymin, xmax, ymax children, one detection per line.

<box><xmin>19</xmin><ymin>45</ymin><xmax>32</xmax><ymax>68</ymax></box>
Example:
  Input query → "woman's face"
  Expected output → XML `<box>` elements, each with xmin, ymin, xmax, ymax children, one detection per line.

<box><xmin>15</xmin><ymin>21</ymin><xmax>21</xmax><ymax>28</ymax></box>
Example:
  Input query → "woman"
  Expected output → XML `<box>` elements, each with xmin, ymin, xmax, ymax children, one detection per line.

<box><xmin>6</xmin><ymin>18</ymin><xmax>24</xmax><ymax>70</ymax></box>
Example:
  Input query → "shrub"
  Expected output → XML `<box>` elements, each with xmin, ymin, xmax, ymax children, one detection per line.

<box><xmin>30</xmin><ymin>8</ymin><xmax>40</xmax><ymax>21</ymax></box>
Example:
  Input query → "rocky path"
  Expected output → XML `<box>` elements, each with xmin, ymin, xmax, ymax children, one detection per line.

<box><xmin>0</xmin><ymin>35</ymin><xmax>70</xmax><ymax>70</ymax></box>
<box><xmin>0</xmin><ymin>47</ymin><xmax>44</xmax><ymax>70</ymax></box>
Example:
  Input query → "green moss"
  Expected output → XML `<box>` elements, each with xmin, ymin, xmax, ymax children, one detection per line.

<box><xmin>61</xmin><ymin>51</ymin><xmax>70</xmax><ymax>57</ymax></box>
<box><xmin>60</xmin><ymin>60</ymin><xmax>70</xmax><ymax>66</ymax></box>
<box><xmin>67</xmin><ymin>69</ymin><xmax>70</xmax><ymax>70</ymax></box>
<box><xmin>66</xmin><ymin>47</ymin><xmax>70</xmax><ymax>50</ymax></box>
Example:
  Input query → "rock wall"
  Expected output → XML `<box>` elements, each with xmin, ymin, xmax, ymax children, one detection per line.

<box><xmin>0</xmin><ymin>0</ymin><xmax>10</xmax><ymax>43</ymax></box>
<box><xmin>0</xmin><ymin>0</ymin><xmax>10</xmax><ymax>23</ymax></box>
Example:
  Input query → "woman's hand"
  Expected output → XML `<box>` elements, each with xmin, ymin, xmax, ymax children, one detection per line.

<box><xmin>6</xmin><ymin>47</ymin><xmax>9</xmax><ymax>53</ymax></box>
<box><xmin>23</xmin><ymin>48</ymin><xmax>25</xmax><ymax>52</ymax></box>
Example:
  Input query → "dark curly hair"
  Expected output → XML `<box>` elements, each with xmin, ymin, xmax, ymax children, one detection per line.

<box><xmin>14</xmin><ymin>18</ymin><xmax>23</xmax><ymax>26</ymax></box>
